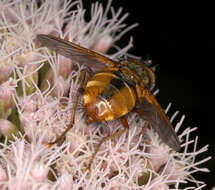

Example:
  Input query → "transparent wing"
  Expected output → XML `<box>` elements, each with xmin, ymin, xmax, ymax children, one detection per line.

<box><xmin>138</xmin><ymin>90</ymin><xmax>180</xmax><ymax>151</ymax></box>
<box><xmin>37</xmin><ymin>34</ymin><xmax>116</xmax><ymax>73</ymax></box>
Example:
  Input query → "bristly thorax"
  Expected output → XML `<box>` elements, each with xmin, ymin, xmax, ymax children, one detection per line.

<box><xmin>119</xmin><ymin>60</ymin><xmax>156</xmax><ymax>90</ymax></box>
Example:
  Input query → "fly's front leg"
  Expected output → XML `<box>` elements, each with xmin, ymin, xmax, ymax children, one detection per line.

<box><xmin>48</xmin><ymin>70</ymin><xmax>87</xmax><ymax>146</ymax></box>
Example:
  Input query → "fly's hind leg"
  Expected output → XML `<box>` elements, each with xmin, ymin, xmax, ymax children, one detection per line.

<box><xmin>48</xmin><ymin>70</ymin><xmax>87</xmax><ymax>146</ymax></box>
<box><xmin>88</xmin><ymin>116</ymin><xmax>129</xmax><ymax>174</ymax></box>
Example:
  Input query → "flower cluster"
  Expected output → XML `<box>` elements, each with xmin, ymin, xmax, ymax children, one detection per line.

<box><xmin>0</xmin><ymin>0</ymin><xmax>211</xmax><ymax>189</ymax></box>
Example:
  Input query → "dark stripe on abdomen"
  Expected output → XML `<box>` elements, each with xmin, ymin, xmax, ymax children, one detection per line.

<box><xmin>100</xmin><ymin>75</ymin><xmax>126</xmax><ymax>101</ymax></box>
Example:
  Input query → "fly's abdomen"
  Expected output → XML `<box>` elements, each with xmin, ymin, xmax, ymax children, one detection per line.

<box><xmin>83</xmin><ymin>71</ymin><xmax>136</xmax><ymax>123</ymax></box>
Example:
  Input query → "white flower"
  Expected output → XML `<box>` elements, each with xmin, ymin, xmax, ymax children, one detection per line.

<box><xmin>0</xmin><ymin>133</ymin><xmax>69</xmax><ymax>190</ymax></box>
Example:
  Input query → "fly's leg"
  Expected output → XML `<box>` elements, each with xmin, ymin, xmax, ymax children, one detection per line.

<box><xmin>135</xmin><ymin>108</ymin><xmax>149</xmax><ymax>135</ymax></box>
<box><xmin>48</xmin><ymin>70</ymin><xmax>87</xmax><ymax>146</ymax></box>
<box><xmin>88</xmin><ymin>116</ymin><xmax>129</xmax><ymax>174</ymax></box>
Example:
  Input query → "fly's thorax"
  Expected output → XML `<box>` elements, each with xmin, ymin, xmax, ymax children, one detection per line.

<box><xmin>119</xmin><ymin>60</ymin><xmax>156</xmax><ymax>90</ymax></box>
<box><xmin>83</xmin><ymin>71</ymin><xmax>136</xmax><ymax>123</ymax></box>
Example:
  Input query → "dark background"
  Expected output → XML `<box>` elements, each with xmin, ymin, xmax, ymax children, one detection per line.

<box><xmin>84</xmin><ymin>1</ymin><xmax>214</xmax><ymax>188</ymax></box>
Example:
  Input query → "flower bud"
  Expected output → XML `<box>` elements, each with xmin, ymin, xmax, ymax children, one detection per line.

<box><xmin>0</xmin><ymin>166</ymin><xmax>7</xmax><ymax>187</ymax></box>
<box><xmin>91</xmin><ymin>35</ymin><xmax>113</xmax><ymax>54</ymax></box>
<box><xmin>0</xmin><ymin>60</ymin><xmax>13</xmax><ymax>84</ymax></box>
<box><xmin>31</xmin><ymin>163</ymin><xmax>49</xmax><ymax>182</ymax></box>
<box><xmin>0</xmin><ymin>79</ymin><xmax>16</xmax><ymax>119</ymax></box>
<box><xmin>0</xmin><ymin>119</ymin><xmax>19</xmax><ymax>141</ymax></box>
<box><xmin>56</xmin><ymin>173</ymin><xmax>72</xmax><ymax>190</ymax></box>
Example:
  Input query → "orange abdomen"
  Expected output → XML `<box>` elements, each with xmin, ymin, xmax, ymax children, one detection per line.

<box><xmin>83</xmin><ymin>71</ymin><xmax>136</xmax><ymax>123</ymax></box>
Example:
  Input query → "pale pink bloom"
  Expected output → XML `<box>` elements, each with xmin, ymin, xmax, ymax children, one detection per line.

<box><xmin>17</xmin><ymin>92</ymin><xmax>68</xmax><ymax>143</ymax></box>
<box><xmin>0</xmin><ymin>134</ymin><xmax>69</xmax><ymax>190</ymax></box>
